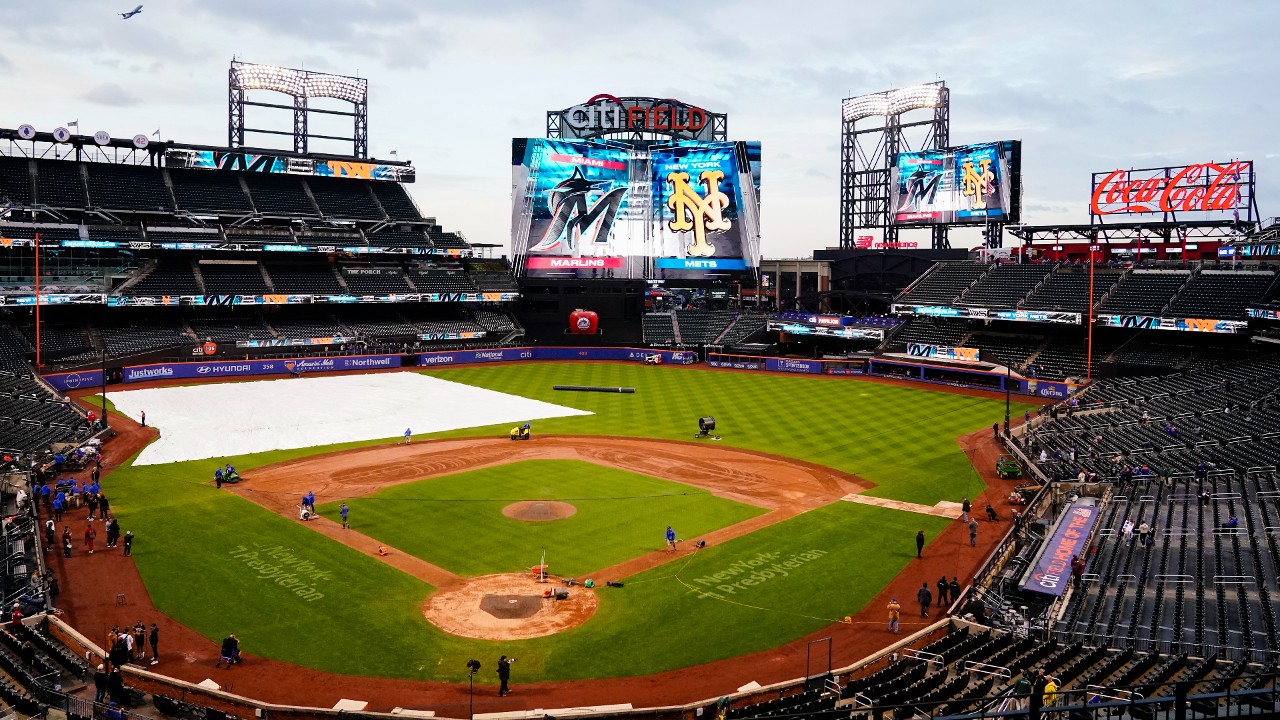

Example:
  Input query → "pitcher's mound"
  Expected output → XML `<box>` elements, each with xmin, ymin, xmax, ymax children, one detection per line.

<box><xmin>424</xmin><ymin>574</ymin><xmax>598</xmax><ymax>640</ymax></box>
<box><xmin>503</xmin><ymin>500</ymin><xmax>577</xmax><ymax>522</ymax></box>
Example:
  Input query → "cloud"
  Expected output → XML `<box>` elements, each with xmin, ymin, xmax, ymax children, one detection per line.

<box><xmin>81</xmin><ymin>83</ymin><xmax>143</xmax><ymax>108</ymax></box>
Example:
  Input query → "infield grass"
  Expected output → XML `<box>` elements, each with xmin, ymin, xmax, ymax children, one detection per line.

<box><xmin>102</xmin><ymin>363</ymin><xmax>1032</xmax><ymax>682</ymax></box>
<box><xmin>317</xmin><ymin>459</ymin><xmax>765</xmax><ymax>576</ymax></box>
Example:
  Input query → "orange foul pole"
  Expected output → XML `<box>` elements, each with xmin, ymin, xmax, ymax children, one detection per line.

<box><xmin>1086</xmin><ymin>242</ymin><xmax>1095</xmax><ymax>382</ymax></box>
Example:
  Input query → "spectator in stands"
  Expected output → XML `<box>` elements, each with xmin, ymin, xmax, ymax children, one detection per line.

<box><xmin>916</xmin><ymin>583</ymin><xmax>932</xmax><ymax>618</ymax></box>
<box><xmin>936</xmin><ymin>576</ymin><xmax>949</xmax><ymax>608</ymax></box>
<box><xmin>1137</xmin><ymin>522</ymin><xmax>1151</xmax><ymax>547</ymax></box>
<box><xmin>92</xmin><ymin>664</ymin><xmax>108</xmax><ymax>702</ymax></box>
<box><xmin>1071</xmin><ymin>555</ymin><xmax>1085</xmax><ymax>588</ymax></box>
<box><xmin>915</xmin><ymin>530</ymin><xmax>925</xmax><ymax>559</ymax></box>
<box><xmin>9</xmin><ymin>604</ymin><xmax>21</xmax><ymax>626</ymax></box>
<box><xmin>1122</xmin><ymin>519</ymin><xmax>1135</xmax><ymax>545</ymax></box>
<box><xmin>107</xmin><ymin>668</ymin><xmax>125</xmax><ymax>704</ymax></box>
<box><xmin>1141</xmin><ymin>410</ymin><xmax>1150</xmax><ymax>424</ymax></box>
<box><xmin>1029</xmin><ymin>669</ymin><xmax>1047</xmax><ymax>718</ymax></box>
<box><xmin>1223</xmin><ymin>515</ymin><xmax>1239</xmax><ymax>529</ymax></box>
<box><xmin>1195</xmin><ymin>463</ymin><xmax>1209</xmax><ymax>482</ymax></box>
<box><xmin>1042</xmin><ymin>674</ymin><xmax>1060</xmax><ymax>711</ymax></box>
<box><xmin>1011</xmin><ymin>671</ymin><xmax>1032</xmax><ymax>711</ymax></box>
<box><xmin>1200</xmin><ymin>490</ymin><xmax>1212</xmax><ymax>506</ymax></box>
<box><xmin>1038</xmin><ymin>449</ymin><xmax>1048</xmax><ymax>463</ymax></box>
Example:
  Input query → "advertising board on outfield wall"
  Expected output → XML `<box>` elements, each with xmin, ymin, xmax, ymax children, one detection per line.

<box><xmin>891</xmin><ymin>304</ymin><xmax>1082</xmax><ymax>325</ymax></box>
<box><xmin>121</xmin><ymin>355</ymin><xmax>401</xmax><ymax>383</ymax></box>
<box><xmin>1095</xmin><ymin>314</ymin><xmax>1248</xmax><ymax>334</ymax></box>
<box><xmin>42</xmin><ymin>369</ymin><xmax>105</xmax><ymax>392</ymax></box>
<box><xmin>906</xmin><ymin>343</ymin><xmax>979</xmax><ymax>363</ymax></box>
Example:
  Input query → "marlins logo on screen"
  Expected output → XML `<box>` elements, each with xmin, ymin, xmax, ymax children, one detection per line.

<box><xmin>528</xmin><ymin>167</ymin><xmax>627</xmax><ymax>252</ymax></box>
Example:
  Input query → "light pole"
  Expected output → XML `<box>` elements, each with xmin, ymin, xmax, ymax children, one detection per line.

<box><xmin>465</xmin><ymin>659</ymin><xmax>481</xmax><ymax>720</ymax></box>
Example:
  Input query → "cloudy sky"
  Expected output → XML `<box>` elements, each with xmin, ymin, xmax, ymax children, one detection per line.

<box><xmin>2</xmin><ymin>0</ymin><xmax>1276</xmax><ymax>258</ymax></box>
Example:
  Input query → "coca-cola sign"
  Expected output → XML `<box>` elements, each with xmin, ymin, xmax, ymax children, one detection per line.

<box><xmin>1090</xmin><ymin>161</ymin><xmax>1251</xmax><ymax>216</ymax></box>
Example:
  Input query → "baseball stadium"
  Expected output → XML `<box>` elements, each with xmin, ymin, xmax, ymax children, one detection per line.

<box><xmin>1</xmin><ymin>48</ymin><xmax>1279</xmax><ymax>720</ymax></box>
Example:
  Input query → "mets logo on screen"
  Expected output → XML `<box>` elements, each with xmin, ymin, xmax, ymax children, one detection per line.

<box><xmin>666</xmin><ymin>170</ymin><xmax>731</xmax><ymax>257</ymax></box>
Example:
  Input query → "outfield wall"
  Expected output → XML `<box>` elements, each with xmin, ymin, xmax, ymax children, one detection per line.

<box><xmin>42</xmin><ymin>347</ymin><xmax>1076</xmax><ymax>398</ymax></box>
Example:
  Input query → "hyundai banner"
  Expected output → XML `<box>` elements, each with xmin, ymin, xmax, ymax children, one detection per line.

<box><xmin>1023</xmin><ymin>503</ymin><xmax>1100</xmax><ymax>597</ymax></box>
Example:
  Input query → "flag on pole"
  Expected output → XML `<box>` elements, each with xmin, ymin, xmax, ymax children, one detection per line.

<box><xmin>152</xmin><ymin>129</ymin><xmax>160</xmax><ymax>138</ymax></box>
<box><xmin>67</xmin><ymin>120</ymin><xmax>79</xmax><ymax>129</ymax></box>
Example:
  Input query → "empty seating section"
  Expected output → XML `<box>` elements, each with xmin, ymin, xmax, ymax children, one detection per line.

<box><xmin>308</xmin><ymin>177</ymin><xmax>385</xmax><ymax>220</ymax></box>
<box><xmin>20</xmin><ymin>324</ymin><xmax>90</xmax><ymax>360</ymax></box>
<box><xmin>1024</xmin><ymin>268</ymin><xmax>1124</xmax><ymax>312</ymax></box>
<box><xmin>342</xmin><ymin>315</ymin><xmax>421</xmax><ymax>339</ymax></box>
<box><xmin>473</xmin><ymin>310</ymin><xmax>516</xmax><ymax>334</ymax></box>
<box><xmin>0</xmin><ymin>359</ymin><xmax>91</xmax><ymax>454</ymax></box>
<box><xmin>1168</xmin><ymin>271</ymin><xmax>1274</xmax><ymax>319</ymax></box>
<box><xmin>243</xmin><ymin>174</ymin><xmax>318</xmax><ymax>216</ymax></box>
<box><xmin>893</xmin><ymin>318</ymin><xmax>969</xmax><ymax>347</ymax></box>
<box><xmin>967</xmin><ymin>333</ymin><xmax>1042</xmax><ymax>369</ymax></box>
<box><xmin>1055</xmin><ymin>472</ymin><xmax>1280</xmax><ymax>664</ymax></box>
<box><xmin>367</xmin><ymin>230</ymin><xmax>432</xmax><ymax>248</ymax></box>
<box><xmin>270</xmin><ymin>319</ymin><xmax>349</xmax><ymax>339</ymax></box>
<box><xmin>720</xmin><ymin>314</ymin><xmax>768</xmax><ymax>346</ymax></box>
<box><xmin>643</xmin><ymin>314</ymin><xmax>676</xmax><ymax>346</ymax></box>
<box><xmin>675</xmin><ymin>310</ymin><xmax>735</xmax><ymax>345</ymax></box>
<box><xmin>33</xmin><ymin>160</ymin><xmax>87</xmax><ymax>207</ymax></box>
<box><xmin>1110</xmin><ymin>343</ymin><xmax>1194</xmax><ymax>373</ymax></box>
<box><xmin>0</xmin><ymin>156</ymin><xmax>33</xmax><ymax>205</ymax></box>
<box><xmin>429</xmin><ymin>231</ymin><xmax>470</xmax><ymax>250</ymax></box>
<box><xmin>101</xmin><ymin>324</ymin><xmax>192</xmax><ymax>358</ymax></box>
<box><xmin>371</xmin><ymin>183</ymin><xmax>423</xmax><ymax>221</ymax></box>
<box><xmin>188</xmin><ymin>318</ymin><xmax>272</xmax><ymax>342</ymax></box>
<box><xmin>409</xmin><ymin>268</ymin><xmax>476</xmax><ymax>293</ymax></box>
<box><xmin>468</xmin><ymin>262</ymin><xmax>519</xmax><ymax>292</ymax></box>
<box><xmin>145</xmin><ymin>228</ymin><xmax>223</xmax><ymax>245</ymax></box>
<box><xmin>343</xmin><ymin>267</ymin><xmax>411</xmax><ymax>293</ymax></box>
<box><xmin>898</xmin><ymin>263</ymin><xmax>989</xmax><ymax>305</ymax></box>
<box><xmin>199</xmin><ymin>262</ymin><xmax>269</xmax><ymax>295</ymax></box>
<box><xmin>959</xmin><ymin>264</ymin><xmax>1053</xmax><ymax>308</ymax></box>
<box><xmin>168</xmin><ymin>168</ymin><xmax>253</xmax><ymax>213</ymax></box>
<box><xmin>1099</xmin><ymin>271</ymin><xmax>1188</xmax><ymax>315</ymax></box>
<box><xmin>128</xmin><ymin>260</ymin><xmax>200</xmax><ymax>295</ymax></box>
<box><xmin>84</xmin><ymin>163</ymin><xmax>173</xmax><ymax>212</ymax></box>
<box><xmin>265</xmin><ymin>263</ymin><xmax>344</xmax><ymax>294</ymax></box>
<box><xmin>1030</xmin><ymin>336</ymin><xmax>1105</xmax><ymax>381</ymax></box>
<box><xmin>86</xmin><ymin>226</ymin><xmax>142</xmax><ymax>243</ymax></box>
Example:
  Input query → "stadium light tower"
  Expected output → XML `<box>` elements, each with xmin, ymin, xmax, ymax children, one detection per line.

<box><xmin>840</xmin><ymin>82</ymin><xmax>950</xmax><ymax>249</ymax></box>
<box><xmin>228</xmin><ymin>60</ymin><xmax>369</xmax><ymax>157</ymax></box>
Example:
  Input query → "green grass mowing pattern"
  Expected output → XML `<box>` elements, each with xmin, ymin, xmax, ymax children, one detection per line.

<box><xmin>416</xmin><ymin>364</ymin><xmax>1037</xmax><ymax>506</ymax></box>
<box><xmin>316</xmin><ymin>459</ymin><xmax>764</xmax><ymax>576</ymax></box>
<box><xmin>103</xmin><ymin>364</ymin><xmax>1030</xmax><ymax>681</ymax></box>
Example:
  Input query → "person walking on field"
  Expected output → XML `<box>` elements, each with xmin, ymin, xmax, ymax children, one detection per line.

<box><xmin>961</xmin><ymin>497</ymin><xmax>971</xmax><ymax>523</ymax></box>
<box><xmin>887</xmin><ymin>599</ymin><xmax>901</xmax><ymax>633</ymax></box>
<box><xmin>340</xmin><ymin>503</ymin><xmax>350</xmax><ymax>529</ymax></box>
<box><xmin>84</xmin><ymin>524</ymin><xmax>97</xmax><ymax>554</ymax></box>
<box><xmin>915</xmin><ymin>530</ymin><xmax>925</xmax><ymax>559</ymax></box>
<box><xmin>665</xmin><ymin>526</ymin><xmax>677</xmax><ymax>551</ymax></box>
<box><xmin>140</xmin><ymin>410</ymin><xmax>146</xmax><ymax>427</ymax></box>
<box><xmin>968</xmin><ymin>518</ymin><xmax>979</xmax><ymax>547</ymax></box>
<box><xmin>403</xmin><ymin>428</ymin><xmax>412</xmax><ymax>445</ymax></box>
<box><xmin>936</xmin><ymin>576</ymin><xmax>949</xmax><ymax>608</ymax></box>
<box><xmin>123</xmin><ymin>531</ymin><xmax>134</xmax><ymax>557</ymax></box>
<box><xmin>148</xmin><ymin>624</ymin><xmax>159</xmax><ymax>665</ymax></box>
<box><xmin>950</xmin><ymin>577</ymin><xmax>961</xmax><ymax>605</ymax></box>
<box><xmin>917</xmin><ymin>582</ymin><xmax>932</xmax><ymax>618</ymax></box>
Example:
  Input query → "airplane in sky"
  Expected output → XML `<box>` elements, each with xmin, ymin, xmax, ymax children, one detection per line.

<box><xmin>120</xmin><ymin>5</ymin><xmax>143</xmax><ymax>19</ymax></box>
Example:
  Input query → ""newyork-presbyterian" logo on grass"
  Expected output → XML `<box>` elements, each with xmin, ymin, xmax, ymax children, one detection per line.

<box><xmin>229</xmin><ymin>544</ymin><xmax>331</xmax><ymax>602</ymax></box>
<box><xmin>689</xmin><ymin>550</ymin><xmax>828</xmax><ymax>598</ymax></box>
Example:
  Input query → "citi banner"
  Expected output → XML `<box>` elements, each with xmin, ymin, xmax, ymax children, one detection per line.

<box><xmin>415</xmin><ymin>347</ymin><xmax>696</xmax><ymax>366</ymax></box>
<box><xmin>1023</xmin><ymin>504</ymin><xmax>1100</xmax><ymax>597</ymax></box>
<box><xmin>122</xmin><ymin>355</ymin><xmax>401</xmax><ymax>383</ymax></box>
<box><xmin>764</xmin><ymin>358</ymin><xmax>822</xmax><ymax>374</ymax></box>
<box><xmin>1095</xmin><ymin>314</ymin><xmax>1248</xmax><ymax>334</ymax></box>
<box><xmin>906</xmin><ymin>343</ymin><xmax>980</xmax><ymax>363</ymax></box>
<box><xmin>42</xmin><ymin>370</ymin><xmax>105</xmax><ymax>391</ymax></box>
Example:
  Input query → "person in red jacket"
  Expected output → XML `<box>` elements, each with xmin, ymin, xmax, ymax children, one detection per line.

<box><xmin>84</xmin><ymin>524</ymin><xmax>98</xmax><ymax>554</ymax></box>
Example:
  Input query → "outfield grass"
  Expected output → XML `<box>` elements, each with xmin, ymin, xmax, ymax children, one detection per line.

<box><xmin>104</xmin><ymin>363</ymin><xmax>1032</xmax><ymax>682</ymax></box>
<box><xmin>317</xmin><ymin>459</ymin><xmax>765</xmax><ymax>576</ymax></box>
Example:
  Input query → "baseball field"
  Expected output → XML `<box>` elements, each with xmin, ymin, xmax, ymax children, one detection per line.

<box><xmin>97</xmin><ymin>362</ymin><xmax>1035</xmax><ymax>683</ymax></box>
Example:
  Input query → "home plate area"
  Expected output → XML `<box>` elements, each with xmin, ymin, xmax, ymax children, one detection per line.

<box><xmin>424</xmin><ymin>574</ymin><xmax>599</xmax><ymax>640</ymax></box>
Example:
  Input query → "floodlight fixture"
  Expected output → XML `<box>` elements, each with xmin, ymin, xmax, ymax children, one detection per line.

<box><xmin>841</xmin><ymin>83</ymin><xmax>946</xmax><ymax>122</ymax></box>
<box><xmin>230</xmin><ymin>61</ymin><xmax>367</xmax><ymax>103</ymax></box>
